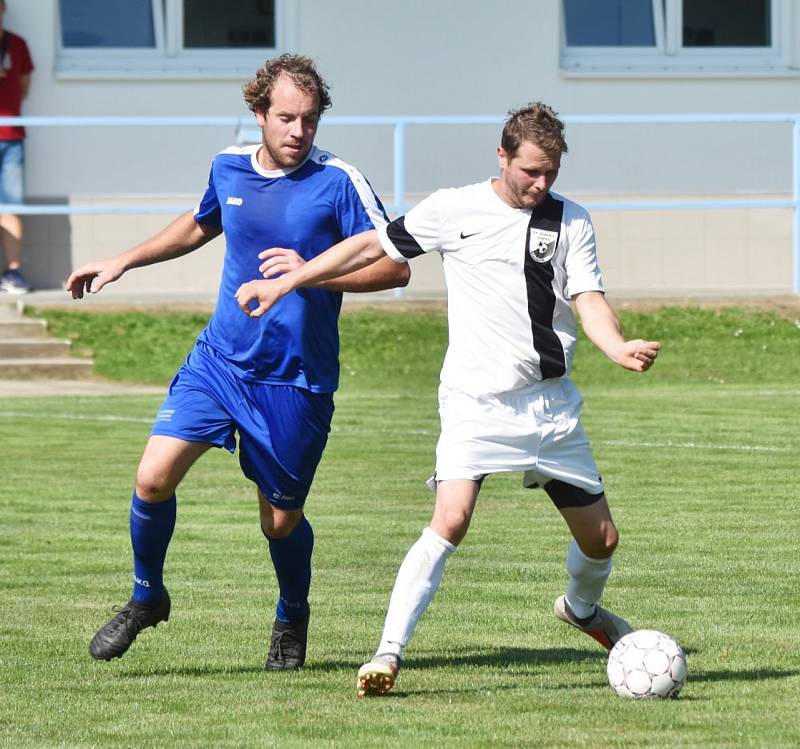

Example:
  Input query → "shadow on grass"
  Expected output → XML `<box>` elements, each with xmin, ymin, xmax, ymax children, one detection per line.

<box><xmin>688</xmin><ymin>667</ymin><xmax>800</xmax><ymax>684</ymax></box>
<box><xmin>406</xmin><ymin>646</ymin><xmax>606</xmax><ymax>670</ymax></box>
<box><xmin>307</xmin><ymin>645</ymin><xmax>608</xmax><ymax>675</ymax></box>
<box><xmin>110</xmin><ymin>648</ymin><xmax>800</xmax><ymax>698</ymax></box>
<box><xmin>114</xmin><ymin>663</ymin><xmax>267</xmax><ymax>678</ymax></box>
<box><xmin>362</xmin><ymin>664</ymin><xmax>800</xmax><ymax>701</ymax></box>
<box><xmin>113</xmin><ymin>645</ymin><xmax>604</xmax><ymax>679</ymax></box>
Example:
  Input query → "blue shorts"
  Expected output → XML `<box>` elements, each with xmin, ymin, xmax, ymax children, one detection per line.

<box><xmin>151</xmin><ymin>343</ymin><xmax>334</xmax><ymax>509</ymax></box>
<box><xmin>0</xmin><ymin>140</ymin><xmax>24</xmax><ymax>205</ymax></box>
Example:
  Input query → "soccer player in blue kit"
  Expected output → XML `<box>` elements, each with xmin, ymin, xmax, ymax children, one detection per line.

<box><xmin>66</xmin><ymin>54</ymin><xmax>409</xmax><ymax>669</ymax></box>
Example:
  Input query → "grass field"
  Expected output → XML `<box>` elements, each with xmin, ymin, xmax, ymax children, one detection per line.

<box><xmin>1</xmin><ymin>305</ymin><xmax>799</xmax><ymax>747</ymax></box>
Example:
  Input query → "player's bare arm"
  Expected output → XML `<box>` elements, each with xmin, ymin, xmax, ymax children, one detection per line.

<box><xmin>257</xmin><ymin>247</ymin><xmax>409</xmax><ymax>293</ymax></box>
<box><xmin>236</xmin><ymin>229</ymin><xmax>388</xmax><ymax>317</ymax></box>
<box><xmin>66</xmin><ymin>211</ymin><xmax>222</xmax><ymax>299</ymax></box>
<box><xmin>574</xmin><ymin>290</ymin><xmax>661</xmax><ymax>372</ymax></box>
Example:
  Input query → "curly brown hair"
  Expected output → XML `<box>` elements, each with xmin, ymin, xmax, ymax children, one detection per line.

<box><xmin>500</xmin><ymin>102</ymin><xmax>568</xmax><ymax>159</ymax></box>
<box><xmin>242</xmin><ymin>54</ymin><xmax>332</xmax><ymax>117</ymax></box>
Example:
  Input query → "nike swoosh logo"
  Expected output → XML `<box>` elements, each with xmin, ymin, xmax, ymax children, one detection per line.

<box><xmin>460</xmin><ymin>231</ymin><xmax>480</xmax><ymax>239</ymax></box>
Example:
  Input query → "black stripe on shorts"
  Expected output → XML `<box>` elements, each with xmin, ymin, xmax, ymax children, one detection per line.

<box><xmin>544</xmin><ymin>479</ymin><xmax>605</xmax><ymax>509</ymax></box>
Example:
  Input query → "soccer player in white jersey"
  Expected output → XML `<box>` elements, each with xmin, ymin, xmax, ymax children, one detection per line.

<box><xmin>65</xmin><ymin>55</ymin><xmax>409</xmax><ymax>669</ymax></box>
<box><xmin>235</xmin><ymin>102</ymin><xmax>661</xmax><ymax>696</ymax></box>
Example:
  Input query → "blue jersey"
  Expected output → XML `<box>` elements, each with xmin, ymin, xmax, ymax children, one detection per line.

<box><xmin>193</xmin><ymin>145</ymin><xmax>387</xmax><ymax>391</ymax></box>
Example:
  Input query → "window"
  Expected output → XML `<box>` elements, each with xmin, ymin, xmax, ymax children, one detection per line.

<box><xmin>563</xmin><ymin>0</ymin><xmax>657</xmax><ymax>47</ymax></box>
<box><xmin>183</xmin><ymin>0</ymin><xmax>276</xmax><ymax>49</ymax></box>
<box><xmin>682</xmin><ymin>0</ymin><xmax>770</xmax><ymax>47</ymax></box>
<box><xmin>60</xmin><ymin>0</ymin><xmax>157</xmax><ymax>48</ymax></box>
<box><xmin>561</xmin><ymin>0</ymin><xmax>788</xmax><ymax>74</ymax></box>
<box><xmin>57</xmin><ymin>0</ymin><xmax>294</xmax><ymax>77</ymax></box>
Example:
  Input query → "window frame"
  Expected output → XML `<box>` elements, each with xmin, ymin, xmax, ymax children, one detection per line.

<box><xmin>560</xmin><ymin>0</ymin><xmax>791</xmax><ymax>75</ymax></box>
<box><xmin>56</xmin><ymin>0</ymin><xmax>295</xmax><ymax>79</ymax></box>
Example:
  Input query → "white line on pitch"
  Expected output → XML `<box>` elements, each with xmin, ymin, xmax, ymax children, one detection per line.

<box><xmin>599</xmin><ymin>439</ymin><xmax>791</xmax><ymax>453</ymax></box>
<box><xmin>0</xmin><ymin>412</ymin><xmax>791</xmax><ymax>452</ymax></box>
<box><xmin>0</xmin><ymin>411</ymin><xmax>152</xmax><ymax>424</ymax></box>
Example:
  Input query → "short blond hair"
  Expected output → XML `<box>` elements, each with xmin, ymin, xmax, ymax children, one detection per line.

<box><xmin>501</xmin><ymin>102</ymin><xmax>568</xmax><ymax>159</ymax></box>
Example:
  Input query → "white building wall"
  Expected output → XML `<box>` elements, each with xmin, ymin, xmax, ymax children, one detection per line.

<box><xmin>6</xmin><ymin>0</ymin><xmax>800</xmax><ymax>295</ymax></box>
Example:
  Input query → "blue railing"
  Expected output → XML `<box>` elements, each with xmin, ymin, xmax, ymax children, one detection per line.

<box><xmin>1</xmin><ymin>113</ymin><xmax>798</xmax><ymax>293</ymax></box>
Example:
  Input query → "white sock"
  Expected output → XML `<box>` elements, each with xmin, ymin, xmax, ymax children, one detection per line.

<box><xmin>376</xmin><ymin>527</ymin><xmax>457</xmax><ymax>657</ymax></box>
<box><xmin>565</xmin><ymin>539</ymin><xmax>612</xmax><ymax>619</ymax></box>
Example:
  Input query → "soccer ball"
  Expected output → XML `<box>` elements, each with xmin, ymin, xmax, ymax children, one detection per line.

<box><xmin>607</xmin><ymin>629</ymin><xmax>687</xmax><ymax>699</ymax></box>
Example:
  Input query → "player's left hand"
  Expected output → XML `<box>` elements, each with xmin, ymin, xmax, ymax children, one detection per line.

<box><xmin>258</xmin><ymin>247</ymin><xmax>304</xmax><ymax>278</ymax></box>
<box><xmin>235</xmin><ymin>279</ymin><xmax>283</xmax><ymax>318</ymax></box>
<box><xmin>616</xmin><ymin>339</ymin><xmax>661</xmax><ymax>372</ymax></box>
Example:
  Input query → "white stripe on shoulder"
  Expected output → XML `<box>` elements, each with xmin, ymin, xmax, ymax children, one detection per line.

<box><xmin>218</xmin><ymin>144</ymin><xmax>259</xmax><ymax>156</ymax></box>
<box><xmin>312</xmin><ymin>149</ymin><xmax>387</xmax><ymax>229</ymax></box>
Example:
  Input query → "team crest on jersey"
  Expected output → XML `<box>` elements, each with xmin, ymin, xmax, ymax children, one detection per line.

<box><xmin>528</xmin><ymin>228</ymin><xmax>558</xmax><ymax>263</ymax></box>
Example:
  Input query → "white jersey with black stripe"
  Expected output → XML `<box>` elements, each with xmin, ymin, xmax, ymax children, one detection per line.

<box><xmin>377</xmin><ymin>178</ymin><xmax>604</xmax><ymax>397</ymax></box>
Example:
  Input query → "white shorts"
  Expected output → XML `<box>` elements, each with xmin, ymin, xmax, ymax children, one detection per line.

<box><xmin>431</xmin><ymin>378</ymin><xmax>604</xmax><ymax>495</ymax></box>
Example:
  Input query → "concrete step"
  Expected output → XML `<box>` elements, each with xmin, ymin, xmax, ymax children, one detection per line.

<box><xmin>0</xmin><ymin>338</ymin><xmax>73</xmax><ymax>357</ymax></box>
<box><xmin>0</xmin><ymin>298</ymin><xmax>23</xmax><ymax>319</ymax></box>
<box><xmin>0</xmin><ymin>299</ymin><xmax>97</xmax><ymax>382</ymax></box>
<box><xmin>0</xmin><ymin>318</ymin><xmax>48</xmax><ymax>338</ymax></box>
<box><xmin>0</xmin><ymin>358</ymin><xmax>95</xmax><ymax>380</ymax></box>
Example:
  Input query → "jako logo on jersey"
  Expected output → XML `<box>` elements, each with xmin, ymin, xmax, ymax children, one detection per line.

<box><xmin>528</xmin><ymin>228</ymin><xmax>558</xmax><ymax>263</ymax></box>
<box><xmin>155</xmin><ymin>408</ymin><xmax>175</xmax><ymax>422</ymax></box>
<box><xmin>272</xmin><ymin>490</ymin><xmax>297</xmax><ymax>503</ymax></box>
<box><xmin>226</xmin><ymin>196</ymin><xmax>244</xmax><ymax>206</ymax></box>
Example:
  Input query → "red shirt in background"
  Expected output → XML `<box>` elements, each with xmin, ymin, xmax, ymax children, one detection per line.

<box><xmin>0</xmin><ymin>30</ymin><xmax>33</xmax><ymax>141</ymax></box>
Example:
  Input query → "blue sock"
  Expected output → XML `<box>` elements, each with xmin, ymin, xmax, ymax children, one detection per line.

<box><xmin>267</xmin><ymin>515</ymin><xmax>313</xmax><ymax>623</ymax></box>
<box><xmin>130</xmin><ymin>492</ymin><xmax>176</xmax><ymax>605</ymax></box>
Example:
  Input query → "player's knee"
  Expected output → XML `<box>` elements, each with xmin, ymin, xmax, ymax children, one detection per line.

<box><xmin>261</xmin><ymin>516</ymin><xmax>294</xmax><ymax>539</ymax></box>
<box><xmin>260</xmin><ymin>507</ymin><xmax>303</xmax><ymax>540</ymax></box>
<box><xmin>579</xmin><ymin>525</ymin><xmax>619</xmax><ymax>559</ymax></box>
<box><xmin>135</xmin><ymin>463</ymin><xmax>177</xmax><ymax>502</ymax></box>
<box><xmin>603</xmin><ymin>520</ymin><xmax>620</xmax><ymax>555</ymax></box>
<box><xmin>597</xmin><ymin>531</ymin><xmax>619</xmax><ymax>558</ymax></box>
<box><xmin>606</xmin><ymin>525</ymin><xmax>619</xmax><ymax>553</ymax></box>
<box><xmin>432</xmin><ymin>507</ymin><xmax>472</xmax><ymax>545</ymax></box>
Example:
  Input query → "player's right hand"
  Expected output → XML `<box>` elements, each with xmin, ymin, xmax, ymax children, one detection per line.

<box><xmin>65</xmin><ymin>260</ymin><xmax>124</xmax><ymax>299</ymax></box>
<box><xmin>616</xmin><ymin>339</ymin><xmax>661</xmax><ymax>372</ymax></box>
<box><xmin>235</xmin><ymin>279</ymin><xmax>284</xmax><ymax>318</ymax></box>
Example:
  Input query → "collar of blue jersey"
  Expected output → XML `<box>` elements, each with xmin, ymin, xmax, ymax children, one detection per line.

<box><xmin>250</xmin><ymin>145</ymin><xmax>317</xmax><ymax>179</ymax></box>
